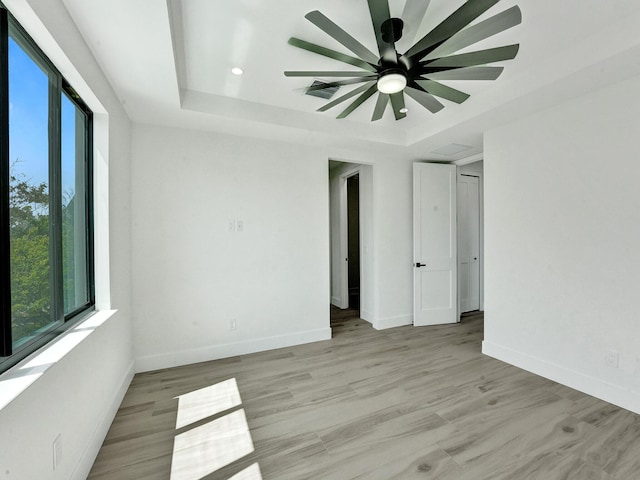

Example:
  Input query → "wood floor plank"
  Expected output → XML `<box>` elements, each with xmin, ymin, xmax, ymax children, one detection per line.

<box><xmin>88</xmin><ymin>309</ymin><xmax>640</xmax><ymax>479</ymax></box>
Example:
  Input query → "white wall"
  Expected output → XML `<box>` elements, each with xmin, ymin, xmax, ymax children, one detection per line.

<box><xmin>459</xmin><ymin>160</ymin><xmax>483</xmax><ymax>175</ymax></box>
<box><xmin>483</xmin><ymin>74</ymin><xmax>640</xmax><ymax>413</ymax></box>
<box><xmin>131</xmin><ymin>125</ymin><xmax>417</xmax><ymax>370</ymax></box>
<box><xmin>0</xmin><ymin>0</ymin><xmax>134</xmax><ymax>479</ymax></box>
<box><xmin>131</xmin><ymin>125</ymin><xmax>332</xmax><ymax>371</ymax></box>
<box><xmin>375</xmin><ymin>158</ymin><xmax>414</xmax><ymax>328</ymax></box>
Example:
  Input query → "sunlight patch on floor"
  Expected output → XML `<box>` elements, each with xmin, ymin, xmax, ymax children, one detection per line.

<box><xmin>229</xmin><ymin>463</ymin><xmax>263</xmax><ymax>479</ymax></box>
<box><xmin>170</xmin><ymin>379</ymin><xmax>262</xmax><ymax>480</ymax></box>
<box><xmin>175</xmin><ymin>378</ymin><xmax>242</xmax><ymax>429</ymax></box>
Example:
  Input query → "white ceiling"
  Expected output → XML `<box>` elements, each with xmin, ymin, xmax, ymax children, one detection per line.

<box><xmin>61</xmin><ymin>0</ymin><xmax>640</xmax><ymax>160</ymax></box>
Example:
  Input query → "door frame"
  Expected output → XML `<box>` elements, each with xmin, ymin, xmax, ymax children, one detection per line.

<box><xmin>455</xmin><ymin>158</ymin><xmax>484</xmax><ymax>314</ymax></box>
<box><xmin>329</xmin><ymin>160</ymin><xmax>374</xmax><ymax>323</ymax></box>
<box><xmin>457</xmin><ymin>171</ymin><xmax>483</xmax><ymax>315</ymax></box>
<box><xmin>338</xmin><ymin>166</ymin><xmax>361</xmax><ymax>310</ymax></box>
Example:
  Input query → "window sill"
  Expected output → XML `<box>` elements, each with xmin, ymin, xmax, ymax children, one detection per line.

<box><xmin>0</xmin><ymin>309</ymin><xmax>117</xmax><ymax>411</ymax></box>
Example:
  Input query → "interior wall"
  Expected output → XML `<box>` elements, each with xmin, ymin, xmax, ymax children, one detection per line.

<box><xmin>483</xmin><ymin>74</ymin><xmax>640</xmax><ymax>413</ymax></box>
<box><xmin>376</xmin><ymin>158</ymin><xmax>414</xmax><ymax>328</ymax></box>
<box><xmin>131</xmin><ymin>124</ymin><xmax>331</xmax><ymax>372</ymax></box>
<box><xmin>0</xmin><ymin>1</ymin><xmax>134</xmax><ymax>479</ymax></box>
<box><xmin>459</xmin><ymin>160</ymin><xmax>483</xmax><ymax>175</ymax></box>
<box><xmin>357</xmin><ymin>163</ymin><xmax>376</xmax><ymax>323</ymax></box>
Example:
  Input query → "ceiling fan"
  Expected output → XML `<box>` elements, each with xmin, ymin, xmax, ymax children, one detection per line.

<box><xmin>284</xmin><ymin>0</ymin><xmax>521</xmax><ymax>121</ymax></box>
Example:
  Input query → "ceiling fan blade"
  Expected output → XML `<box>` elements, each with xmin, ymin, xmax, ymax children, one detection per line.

<box><xmin>389</xmin><ymin>93</ymin><xmax>407</xmax><ymax>120</ymax></box>
<box><xmin>423</xmin><ymin>66</ymin><xmax>503</xmax><ymax>80</ymax></box>
<box><xmin>424</xmin><ymin>6</ymin><xmax>522</xmax><ymax>60</ymax></box>
<box><xmin>337</xmin><ymin>84</ymin><xmax>378</xmax><ymax>119</ymax></box>
<box><xmin>371</xmin><ymin>93</ymin><xmax>389</xmax><ymax>121</ymax></box>
<box><xmin>366</xmin><ymin>0</ymin><xmax>397</xmax><ymax>64</ymax></box>
<box><xmin>405</xmin><ymin>0</ymin><xmax>501</xmax><ymax>61</ymax></box>
<box><xmin>306</xmin><ymin>77</ymin><xmax>377</xmax><ymax>93</ymax></box>
<box><xmin>414</xmin><ymin>79</ymin><xmax>470</xmax><ymax>104</ymax></box>
<box><xmin>424</xmin><ymin>44</ymin><xmax>519</xmax><ymax>68</ymax></box>
<box><xmin>400</xmin><ymin>0</ymin><xmax>432</xmax><ymax>45</ymax></box>
<box><xmin>285</xmin><ymin>71</ymin><xmax>375</xmax><ymax>77</ymax></box>
<box><xmin>305</xmin><ymin>11</ymin><xmax>380</xmax><ymax>65</ymax></box>
<box><xmin>404</xmin><ymin>86</ymin><xmax>445</xmax><ymax>114</ymax></box>
<box><xmin>288</xmin><ymin>38</ymin><xmax>377</xmax><ymax>72</ymax></box>
<box><xmin>317</xmin><ymin>82</ymin><xmax>376</xmax><ymax>112</ymax></box>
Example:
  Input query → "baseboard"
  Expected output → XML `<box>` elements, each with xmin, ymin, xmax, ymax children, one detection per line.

<box><xmin>136</xmin><ymin>328</ymin><xmax>332</xmax><ymax>373</ymax></box>
<box><xmin>374</xmin><ymin>314</ymin><xmax>413</xmax><ymax>330</ymax></box>
<box><xmin>482</xmin><ymin>341</ymin><xmax>640</xmax><ymax>415</ymax></box>
<box><xmin>72</xmin><ymin>359</ymin><xmax>135</xmax><ymax>480</ymax></box>
<box><xmin>360</xmin><ymin>309</ymin><xmax>373</xmax><ymax>324</ymax></box>
<box><xmin>331</xmin><ymin>296</ymin><xmax>343</xmax><ymax>308</ymax></box>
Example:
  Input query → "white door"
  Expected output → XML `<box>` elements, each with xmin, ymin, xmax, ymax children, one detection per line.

<box><xmin>413</xmin><ymin>163</ymin><xmax>457</xmax><ymax>326</ymax></box>
<box><xmin>458</xmin><ymin>174</ymin><xmax>480</xmax><ymax>313</ymax></box>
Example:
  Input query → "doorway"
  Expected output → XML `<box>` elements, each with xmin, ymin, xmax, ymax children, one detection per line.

<box><xmin>329</xmin><ymin>161</ymin><xmax>373</xmax><ymax>325</ymax></box>
<box><xmin>457</xmin><ymin>169</ymin><xmax>483</xmax><ymax>314</ymax></box>
<box><xmin>347</xmin><ymin>174</ymin><xmax>360</xmax><ymax>311</ymax></box>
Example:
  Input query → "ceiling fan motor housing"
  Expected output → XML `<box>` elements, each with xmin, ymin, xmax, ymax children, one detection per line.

<box><xmin>381</xmin><ymin>17</ymin><xmax>404</xmax><ymax>44</ymax></box>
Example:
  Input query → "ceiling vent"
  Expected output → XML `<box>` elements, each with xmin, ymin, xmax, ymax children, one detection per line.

<box><xmin>431</xmin><ymin>143</ymin><xmax>473</xmax><ymax>156</ymax></box>
<box><xmin>305</xmin><ymin>80</ymin><xmax>340</xmax><ymax>100</ymax></box>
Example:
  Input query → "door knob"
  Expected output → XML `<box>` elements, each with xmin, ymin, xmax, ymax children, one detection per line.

<box><xmin>415</xmin><ymin>263</ymin><xmax>426</xmax><ymax>268</ymax></box>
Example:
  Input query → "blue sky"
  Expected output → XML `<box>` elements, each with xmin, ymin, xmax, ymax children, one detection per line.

<box><xmin>9</xmin><ymin>36</ymin><xmax>78</xmax><ymax>197</ymax></box>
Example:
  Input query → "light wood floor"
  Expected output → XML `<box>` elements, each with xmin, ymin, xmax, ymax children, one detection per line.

<box><xmin>88</xmin><ymin>309</ymin><xmax>640</xmax><ymax>479</ymax></box>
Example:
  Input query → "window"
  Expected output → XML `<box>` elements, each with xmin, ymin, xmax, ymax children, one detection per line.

<box><xmin>1</xmin><ymin>5</ymin><xmax>94</xmax><ymax>373</ymax></box>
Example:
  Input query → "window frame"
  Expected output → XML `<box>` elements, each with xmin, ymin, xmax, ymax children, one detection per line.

<box><xmin>0</xmin><ymin>4</ymin><xmax>95</xmax><ymax>372</ymax></box>
<box><xmin>60</xmin><ymin>80</ymin><xmax>95</xmax><ymax>321</ymax></box>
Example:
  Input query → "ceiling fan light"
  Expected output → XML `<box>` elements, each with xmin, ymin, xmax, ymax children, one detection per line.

<box><xmin>377</xmin><ymin>72</ymin><xmax>406</xmax><ymax>94</ymax></box>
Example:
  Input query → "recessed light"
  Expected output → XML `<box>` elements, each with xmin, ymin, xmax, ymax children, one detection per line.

<box><xmin>399</xmin><ymin>107</ymin><xmax>408</xmax><ymax>114</ymax></box>
<box><xmin>231</xmin><ymin>67</ymin><xmax>244</xmax><ymax>76</ymax></box>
